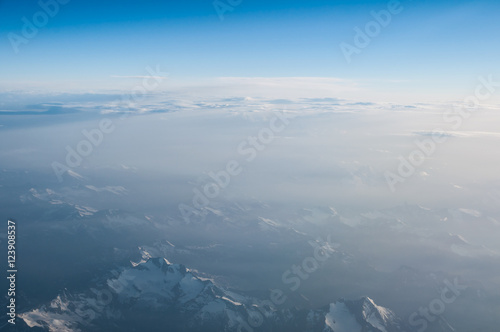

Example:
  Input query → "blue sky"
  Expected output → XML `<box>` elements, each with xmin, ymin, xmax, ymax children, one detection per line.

<box><xmin>1</xmin><ymin>0</ymin><xmax>499</xmax><ymax>100</ymax></box>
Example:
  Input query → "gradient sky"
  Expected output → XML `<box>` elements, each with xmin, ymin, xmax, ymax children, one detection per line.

<box><xmin>1</xmin><ymin>0</ymin><xmax>499</xmax><ymax>100</ymax></box>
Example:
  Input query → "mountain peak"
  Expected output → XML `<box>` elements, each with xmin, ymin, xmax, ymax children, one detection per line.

<box><xmin>324</xmin><ymin>296</ymin><xmax>403</xmax><ymax>332</ymax></box>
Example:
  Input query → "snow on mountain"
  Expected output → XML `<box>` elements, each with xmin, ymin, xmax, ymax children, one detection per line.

<box><xmin>322</xmin><ymin>297</ymin><xmax>404</xmax><ymax>332</ymax></box>
<box><xmin>67</xmin><ymin>170</ymin><xmax>85</xmax><ymax>180</ymax></box>
<box><xmin>20</xmin><ymin>255</ymin><xmax>254</xmax><ymax>332</ymax></box>
<box><xmin>324</xmin><ymin>301</ymin><xmax>362</xmax><ymax>332</ymax></box>
<box><xmin>20</xmin><ymin>253</ymin><xmax>411</xmax><ymax>332</ymax></box>
<box><xmin>457</xmin><ymin>208</ymin><xmax>482</xmax><ymax>218</ymax></box>
<box><xmin>19</xmin><ymin>187</ymin><xmax>100</xmax><ymax>219</ymax></box>
<box><xmin>427</xmin><ymin>232</ymin><xmax>499</xmax><ymax>258</ymax></box>
<box><xmin>85</xmin><ymin>185</ymin><xmax>128</xmax><ymax>195</ymax></box>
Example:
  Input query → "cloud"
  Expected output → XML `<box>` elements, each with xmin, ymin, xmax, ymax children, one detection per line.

<box><xmin>414</xmin><ymin>131</ymin><xmax>500</xmax><ymax>138</ymax></box>
<box><xmin>111</xmin><ymin>75</ymin><xmax>168</xmax><ymax>80</ymax></box>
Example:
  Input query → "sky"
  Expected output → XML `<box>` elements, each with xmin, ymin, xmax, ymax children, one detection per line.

<box><xmin>1</xmin><ymin>0</ymin><xmax>500</xmax><ymax>101</ymax></box>
<box><xmin>2</xmin><ymin>3</ymin><xmax>500</xmax><ymax>332</ymax></box>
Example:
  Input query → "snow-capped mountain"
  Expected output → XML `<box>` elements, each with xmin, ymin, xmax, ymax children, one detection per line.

<box><xmin>319</xmin><ymin>297</ymin><xmax>406</xmax><ymax>332</ymax></box>
<box><xmin>20</xmin><ymin>252</ymin><xmax>411</xmax><ymax>332</ymax></box>
<box><xmin>20</xmin><ymin>255</ymin><xmax>252</xmax><ymax>332</ymax></box>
